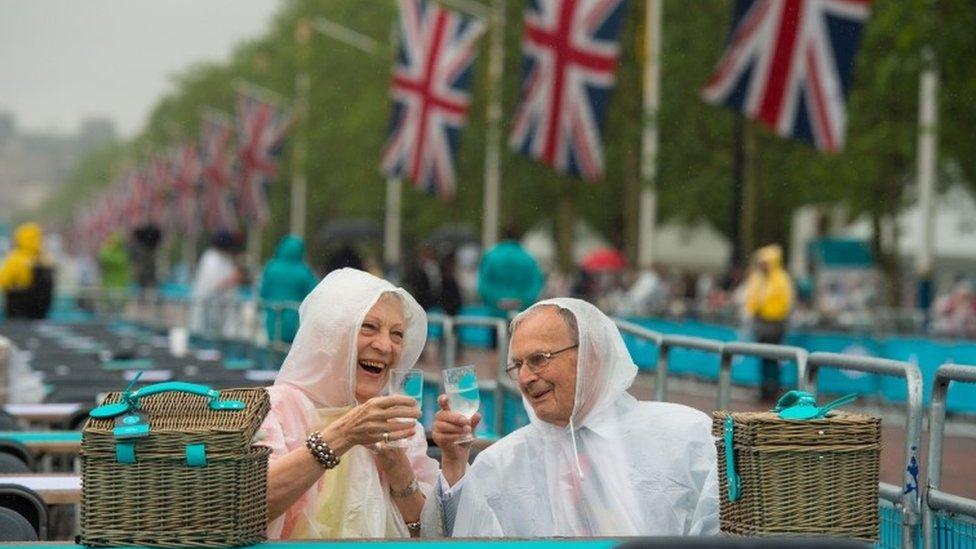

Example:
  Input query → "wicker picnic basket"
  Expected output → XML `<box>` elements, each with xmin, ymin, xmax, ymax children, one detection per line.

<box><xmin>79</xmin><ymin>382</ymin><xmax>271</xmax><ymax>547</ymax></box>
<box><xmin>713</xmin><ymin>410</ymin><xmax>881</xmax><ymax>541</ymax></box>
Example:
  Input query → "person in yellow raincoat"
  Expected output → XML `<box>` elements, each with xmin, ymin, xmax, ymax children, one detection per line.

<box><xmin>743</xmin><ymin>244</ymin><xmax>794</xmax><ymax>401</ymax></box>
<box><xmin>0</xmin><ymin>222</ymin><xmax>54</xmax><ymax>319</ymax></box>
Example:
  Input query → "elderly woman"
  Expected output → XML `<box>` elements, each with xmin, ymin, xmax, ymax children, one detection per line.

<box><xmin>260</xmin><ymin>268</ymin><xmax>440</xmax><ymax>539</ymax></box>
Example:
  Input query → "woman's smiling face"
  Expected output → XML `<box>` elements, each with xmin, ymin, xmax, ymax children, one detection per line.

<box><xmin>354</xmin><ymin>292</ymin><xmax>406</xmax><ymax>403</ymax></box>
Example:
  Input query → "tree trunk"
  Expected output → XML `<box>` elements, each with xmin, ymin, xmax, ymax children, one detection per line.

<box><xmin>871</xmin><ymin>205</ymin><xmax>902</xmax><ymax>308</ymax></box>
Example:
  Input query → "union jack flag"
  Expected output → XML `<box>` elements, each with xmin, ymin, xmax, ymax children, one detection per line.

<box><xmin>380</xmin><ymin>0</ymin><xmax>484</xmax><ymax>199</ymax></box>
<box><xmin>236</xmin><ymin>87</ymin><xmax>290</xmax><ymax>227</ymax></box>
<box><xmin>170</xmin><ymin>144</ymin><xmax>203</xmax><ymax>236</ymax></box>
<box><xmin>200</xmin><ymin>111</ymin><xmax>238</xmax><ymax>232</ymax></box>
<box><xmin>702</xmin><ymin>0</ymin><xmax>871</xmax><ymax>153</ymax></box>
<box><xmin>509</xmin><ymin>0</ymin><xmax>627</xmax><ymax>182</ymax></box>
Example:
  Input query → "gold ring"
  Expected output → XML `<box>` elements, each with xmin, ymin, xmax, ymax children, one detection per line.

<box><xmin>383</xmin><ymin>432</ymin><xmax>391</xmax><ymax>444</ymax></box>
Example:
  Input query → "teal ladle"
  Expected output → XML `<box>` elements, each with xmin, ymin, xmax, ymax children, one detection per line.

<box><xmin>778</xmin><ymin>393</ymin><xmax>858</xmax><ymax>420</ymax></box>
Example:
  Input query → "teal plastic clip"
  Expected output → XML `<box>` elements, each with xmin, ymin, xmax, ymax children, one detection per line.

<box><xmin>776</xmin><ymin>391</ymin><xmax>858</xmax><ymax>421</ymax></box>
<box><xmin>724</xmin><ymin>417</ymin><xmax>741</xmax><ymax>502</ymax></box>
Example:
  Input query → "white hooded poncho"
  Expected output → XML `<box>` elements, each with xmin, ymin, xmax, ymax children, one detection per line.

<box><xmin>259</xmin><ymin>268</ymin><xmax>440</xmax><ymax>539</ymax></box>
<box><xmin>449</xmin><ymin>298</ymin><xmax>719</xmax><ymax>536</ymax></box>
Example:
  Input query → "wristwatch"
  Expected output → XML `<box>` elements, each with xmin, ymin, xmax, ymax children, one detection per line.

<box><xmin>389</xmin><ymin>478</ymin><xmax>419</xmax><ymax>498</ymax></box>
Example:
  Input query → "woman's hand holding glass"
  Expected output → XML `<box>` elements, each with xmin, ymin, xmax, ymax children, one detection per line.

<box><xmin>322</xmin><ymin>395</ymin><xmax>421</xmax><ymax>452</ymax></box>
<box><xmin>386</xmin><ymin>369</ymin><xmax>424</xmax><ymax>448</ymax></box>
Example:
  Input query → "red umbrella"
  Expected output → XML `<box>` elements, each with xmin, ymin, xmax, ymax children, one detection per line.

<box><xmin>580</xmin><ymin>247</ymin><xmax>627</xmax><ymax>272</ymax></box>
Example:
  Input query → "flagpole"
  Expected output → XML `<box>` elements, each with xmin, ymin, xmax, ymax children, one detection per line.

<box><xmin>637</xmin><ymin>0</ymin><xmax>662</xmax><ymax>269</ymax></box>
<box><xmin>730</xmin><ymin>115</ymin><xmax>745</xmax><ymax>269</ymax></box>
<box><xmin>481</xmin><ymin>0</ymin><xmax>505</xmax><ymax>252</ymax></box>
<box><xmin>915</xmin><ymin>47</ymin><xmax>938</xmax><ymax>313</ymax></box>
<box><xmin>291</xmin><ymin>19</ymin><xmax>312</xmax><ymax>241</ymax></box>
<box><xmin>384</xmin><ymin>177</ymin><xmax>403</xmax><ymax>273</ymax></box>
<box><xmin>437</xmin><ymin>0</ymin><xmax>500</xmax><ymax>251</ymax></box>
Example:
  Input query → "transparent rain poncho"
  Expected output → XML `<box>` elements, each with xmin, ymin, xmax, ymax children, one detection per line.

<box><xmin>259</xmin><ymin>268</ymin><xmax>439</xmax><ymax>539</ymax></box>
<box><xmin>449</xmin><ymin>298</ymin><xmax>719</xmax><ymax>536</ymax></box>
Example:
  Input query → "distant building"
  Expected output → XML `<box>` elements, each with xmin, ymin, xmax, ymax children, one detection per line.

<box><xmin>0</xmin><ymin>111</ymin><xmax>116</xmax><ymax>221</ymax></box>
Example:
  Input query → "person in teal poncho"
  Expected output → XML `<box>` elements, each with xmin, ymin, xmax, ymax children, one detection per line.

<box><xmin>477</xmin><ymin>226</ymin><xmax>544</xmax><ymax>318</ymax></box>
<box><xmin>98</xmin><ymin>232</ymin><xmax>130</xmax><ymax>292</ymax></box>
<box><xmin>260</xmin><ymin>235</ymin><xmax>319</xmax><ymax>343</ymax></box>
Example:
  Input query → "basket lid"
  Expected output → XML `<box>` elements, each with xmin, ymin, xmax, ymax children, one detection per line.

<box><xmin>713</xmin><ymin>410</ymin><xmax>881</xmax><ymax>447</ymax></box>
<box><xmin>83</xmin><ymin>387</ymin><xmax>269</xmax><ymax>453</ymax></box>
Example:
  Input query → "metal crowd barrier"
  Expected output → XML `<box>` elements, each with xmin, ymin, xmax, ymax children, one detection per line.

<box><xmin>805</xmin><ymin>352</ymin><xmax>924</xmax><ymax>549</ymax></box>
<box><xmin>426</xmin><ymin>312</ymin><xmax>456</xmax><ymax>369</ymax></box>
<box><xmin>613</xmin><ymin>319</ymin><xmax>666</xmax><ymax>401</ymax></box>
<box><xmin>261</xmin><ymin>299</ymin><xmax>303</xmax><ymax>353</ymax></box>
<box><xmin>923</xmin><ymin>364</ymin><xmax>976</xmax><ymax>549</ymax></box>
<box><xmin>656</xmin><ymin>333</ymin><xmax>722</xmax><ymax>402</ymax></box>
<box><xmin>718</xmin><ymin>342</ymin><xmax>809</xmax><ymax>409</ymax></box>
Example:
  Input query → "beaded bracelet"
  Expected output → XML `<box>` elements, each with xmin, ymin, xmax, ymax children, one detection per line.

<box><xmin>305</xmin><ymin>431</ymin><xmax>340</xmax><ymax>469</ymax></box>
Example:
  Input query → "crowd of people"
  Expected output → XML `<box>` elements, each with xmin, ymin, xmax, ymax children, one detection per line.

<box><xmin>2</xmin><ymin>220</ymin><xmax>973</xmax><ymax>343</ymax></box>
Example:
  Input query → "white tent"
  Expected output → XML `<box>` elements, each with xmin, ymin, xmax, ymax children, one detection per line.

<box><xmin>522</xmin><ymin>219</ymin><xmax>608</xmax><ymax>272</ymax></box>
<box><xmin>522</xmin><ymin>218</ymin><xmax>730</xmax><ymax>273</ymax></box>
<box><xmin>651</xmin><ymin>219</ymin><xmax>731</xmax><ymax>272</ymax></box>
<box><xmin>840</xmin><ymin>185</ymin><xmax>976</xmax><ymax>289</ymax></box>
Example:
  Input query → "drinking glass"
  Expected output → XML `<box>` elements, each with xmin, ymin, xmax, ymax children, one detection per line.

<box><xmin>443</xmin><ymin>364</ymin><xmax>480</xmax><ymax>444</ymax></box>
<box><xmin>388</xmin><ymin>369</ymin><xmax>424</xmax><ymax>447</ymax></box>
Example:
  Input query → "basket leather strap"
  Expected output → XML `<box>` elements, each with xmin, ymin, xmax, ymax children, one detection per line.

<box><xmin>116</xmin><ymin>442</ymin><xmax>136</xmax><ymax>464</ymax></box>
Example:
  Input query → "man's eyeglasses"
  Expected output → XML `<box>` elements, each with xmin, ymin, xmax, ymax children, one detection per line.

<box><xmin>505</xmin><ymin>344</ymin><xmax>579</xmax><ymax>381</ymax></box>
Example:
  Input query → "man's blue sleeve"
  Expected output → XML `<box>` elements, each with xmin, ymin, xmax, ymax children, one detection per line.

<box><xmin>436</xmin><ymin>474</ymin><xmax>464</xmax><ymax>536</ymax></box>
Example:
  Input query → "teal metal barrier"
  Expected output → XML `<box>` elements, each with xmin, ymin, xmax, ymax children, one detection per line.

<box><xmin>923</xmin><ymin>364</ymin><xmax>976</xmax><ymax>549</ymax></box>
<box><xmin>880</xmin><ymin>500</ymin><xmax>911</xmax><ymax>549</ymax></box>
<box><xmin>933</xmin><ymin>512</ymin><xmax>976</xmax><ymax>548</ymax></box>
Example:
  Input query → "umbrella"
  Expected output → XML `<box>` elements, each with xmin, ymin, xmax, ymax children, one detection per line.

<box><xmin>424</xmin><ymin>223</ymin><xmax>478</xmax><ymax>251</ymax></box>
<box><xmin>316</xmin><ymin>217</ymin><xmax>382</xmax><ymax>245</ymax></box>
<box><xmin>580</xmin><ymin>247</ymin><xmax>626</xmax><ymax>272</ymax></box>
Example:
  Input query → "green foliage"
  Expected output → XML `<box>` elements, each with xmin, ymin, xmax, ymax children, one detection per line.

<box><xmin>49</xmin><ymin>0</ymin><xmax>976</xmax><ymax>273</ymax></box>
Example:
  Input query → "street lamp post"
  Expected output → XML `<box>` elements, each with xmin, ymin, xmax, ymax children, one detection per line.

<box><xmin>638</xmin><ymin>0</ymin><xmax>662</xmax><ymax>269</ymax></box>
<box><xmin>481</xmin><ymin>0</ymin><xmax>505</xmax><ymax>252</ymax></box>
<box><xmin>291</xmin><ymin>20</ymin><xmax>312</xmax><ymax>240</ymax></box>
<box><xmin>438</xmin><ymin>0</ymin><xmax>502</xmax><ymax>252</ymax></box>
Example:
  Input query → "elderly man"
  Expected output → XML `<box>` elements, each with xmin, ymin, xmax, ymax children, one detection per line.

<box><xmin>431</xmin><ymin>298</ymin><xmax>719</xmax><ymax>536</ymax></box>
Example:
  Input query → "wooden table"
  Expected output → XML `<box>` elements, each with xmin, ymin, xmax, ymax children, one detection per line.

<box><xmin>0</xmin><ymin>473</ymin><xmax>81</xmax><ymax>504</ymax></box>
<box><xmin>0</xmin><ymin>431</ymin><xmax>82</xmax><ymax>454</ymax></box>
<box><xmin>3</xmin><ymin>403</ymin><xmax>84</xmax><ymax>424</ymax></box>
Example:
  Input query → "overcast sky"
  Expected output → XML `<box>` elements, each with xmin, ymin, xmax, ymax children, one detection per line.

<box><xmin>0</xmin><ymin>0</ymin><xmax>280</xmax><ymax>138</ymax></box>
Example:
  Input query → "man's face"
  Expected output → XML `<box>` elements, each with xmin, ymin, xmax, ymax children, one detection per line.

<box><xmin>510</xmin><ymin>307</ymin><xmax>578</xmax><ymax>427</ymax></box>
